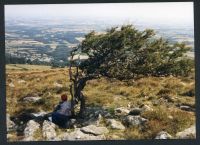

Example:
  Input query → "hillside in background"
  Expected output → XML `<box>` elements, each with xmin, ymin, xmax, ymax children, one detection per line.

<box><xmin>5</xmin><ymin>18</ymin><xmax>194</xmax><ymax>67</ymax></box>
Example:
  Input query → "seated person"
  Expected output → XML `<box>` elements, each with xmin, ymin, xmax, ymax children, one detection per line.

<box><xmin>52</xmin><ymin>94</ymin><xmax>72</xmax><ymax>128</ymax></box>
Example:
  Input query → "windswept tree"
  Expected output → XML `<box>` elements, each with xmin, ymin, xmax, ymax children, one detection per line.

<box><xmin>69</xmin><ymin>25</ymin><xmax>194</xmax><ymax>117</ymax></box>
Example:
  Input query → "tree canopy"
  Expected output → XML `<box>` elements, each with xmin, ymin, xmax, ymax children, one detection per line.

<box><xmin>69</xmin><ymin>25</ymin><xmax>194</xmax><ymax>116</ymax></box>
<box><xmin>72</xmin><ymin>25</ymin><xmax>193</xmax><ymax>80</ymax></box>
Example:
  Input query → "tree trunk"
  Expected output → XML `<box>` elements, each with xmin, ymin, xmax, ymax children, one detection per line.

<box><xmin>78</xmin><ymin>92</ymin><xmax>85</xmax><ymax>118</ymax></box>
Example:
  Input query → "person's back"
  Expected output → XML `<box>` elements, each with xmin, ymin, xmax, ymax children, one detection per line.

<box><xmin>56</xmin><ymin>101</ymin><xmax>71</xmax><ymax>116</ymax></box>
<box><xmin>52</xmin><ymin>94</ymin><xmax>71</xmax><ymax>128</ymax></box>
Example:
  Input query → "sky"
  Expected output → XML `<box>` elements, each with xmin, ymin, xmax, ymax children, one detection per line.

<box><xmin>5</xmin><ymin>2</ymin><xmax>194</xmax><ymax>26</ymax></box>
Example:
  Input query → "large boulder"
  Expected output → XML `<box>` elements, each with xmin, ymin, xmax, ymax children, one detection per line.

<box><xmin>42</xmin><ymin>120</ymin><xmax>57</xmax><ymax>141</ymax></box>
<box><xmin>23</xmin><ymin>120</ymin><xmax>40</xmax><ymax>141</ymax></box>
<box><xmin>114</xmin><ymin>107</ymin><xmax>130</xmax><ymax>116</ymax></box>
<box><xmin>176</xmin><ymin>125</ymin><xmax>196</xmax><ymax>139</ymax></box>
<box><xmin>155</xmin><ymin>131</ymin><xmax>172</xmax><ymax>139</ymax></box>
<box><xmin>123</xmin><ymin>115</ymin><xmax>148</xmax><ymax>127</ymax></box>
<box><xmin>58</xmin><ymin>129</ymin><xmax>106</xmax><ymax>140</ymax></box>
<box><xmin>7</xmin><ymin>114</ymin><xmax>16</xmax><ymax>132</ymax></box>
<box><xmin>106</xmin><ymin>119</ymin><xmax>125</xmax><ymax>130</ymax></box>
<box><xmin>80</xmin><ymin>125</ymin><xmax>109</xmax><ymax>136</ymax></box>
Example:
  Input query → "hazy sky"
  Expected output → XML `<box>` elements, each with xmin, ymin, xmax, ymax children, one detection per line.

<box><xmin>5</xmin><ymin>2</ymin><xmax>194</xmax><ymax>26</ymax></box>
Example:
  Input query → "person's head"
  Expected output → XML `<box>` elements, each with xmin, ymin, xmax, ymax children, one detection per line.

<box><xmin>61</xmin><ymin>94</ymin><xmax>68</xmax><ymax>101</ymax></box>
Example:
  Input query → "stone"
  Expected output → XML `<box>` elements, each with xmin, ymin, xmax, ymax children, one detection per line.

<box><xmin>81</xmin><ymin>113</ymin><xmax>104</xmax><ymax>127</ymax></box>
<box><xmin>176</xmin><ymin>125</ymin><xmax>196</xmax><ymax>139</ymax></box>
<box><xmin>80</xmin><ymin>125</ymin><xmax>109</xmax><ymax>136</ymax></box>
<box><xmin>66</xmin><ymin>119</ymin><xmax>77</xmax><ymax>128</ymax></box>
<box><xmin>140</xmin><ymin>104</ymin><xmax>154</xmax><ymax>112</ymax></box>
<box><xmin>18</xmin><ymin>79</ymin><xmax>26</xmax><ymax>84</ymax></box>
<box><xmin>7</xmin><ymin>133</ymin><xmax>14</xmax><ymax>141</ymax></box>
<box><xmin>168</xmin><ymin>115</ymin><xmax>173</xmax><ymax>120</ymax></box>
<box><xmin>42</xmin><ymin>120</ymin><xmax>57</xmax><ymax>141</ymax></box>
<box><xmin>7</xmin><ymin>114</ymin><xmax>16</xmax><ymax>132</ymax></box>
<box><xmin>114</xmin><ymin>107</ymin><xmax>130</xmax><ymax>116</ymax></box>
<box><xmin>31</xmin><ymin>111</ymin><xmax>47</xmax><ymax>117</ymax></box>
<box><xmin>8</xmin><ymin>83</ymin><xmax>15</xmax><ymax>88</ymax></box>
<box><xmin>23</xmin><ymin>96</ymin><xmax>42</xmax><ymax>103</ymax></box>
<box><xmin>54</xmin><ymin>82</ymin><xmax>63</xmax><ymax>88</ymax></box>
<box><xmin>180</xmin><ymin>105</ymin><xmax>193</xmax><ymax>111</ymax></box>
<box><xmin>106</xmin><ymin>119</ymin><xmax>125</xmax><ymax>130</ymax></box>
<box><xmin>58</xmin><ymin>129</ymin><xmax>106</xmax><ymax>140</ymax></box>
<box><xmin>129</xmin><ymin>108</ymin><xmax>142</xmax><ymax>116</ymax></box>
<box><xmin>123</xmin><ymin>115</ymin><xmax>148</xmax><ymax>127</ymax></box>
<box><xmin>155</xmin><ymin>131</ymin><xmax>172</xmax><ymax>139</ymax></box>
<box><xmin>23</xmin><ymin>120</ymin><xmax>40</xmax><ymax>141</ymax></box>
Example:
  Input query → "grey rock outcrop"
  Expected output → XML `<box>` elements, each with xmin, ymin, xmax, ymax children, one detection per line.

<box><xmin>42</xmin><ymin>120</ymin><xmax>57</xmax><ymax>141</ymax></box>
<box><xmin>114</xmin><ymin>107</ymin><xmax>130</xmax><ymax>116</ymax></box>
<box><xmin>123</xmin><ymin>115</ymin><xmax>148</xmax><ymax>127</ymax></box>
<box><xmin>58</xmin><ymin>128</ymin><xmax>106</xmax><ymax>140</ymax></box>
<box><xmin>7</xmin><ymin>114</ymin><xmax>16</xmax><ymax>132</ymax></box>
<box><xmin>176</xmin><ymin>125</ymin><xmax>196</xmax><ymax>139</ymax></box>
<box><xmin>106</xmin><ymin>119</ymin><xmax>125</xmax><ymax>130</ymax></box>
<box><xmin>23</xmin><ymin>120</ymin><xmax>40</xmax><ymax>141</ymax></box>
<box><xmin>155</xmin><ymin>131</ymin><xmax>172</xmax><ymax>139</ymax></box>
<box><xmin>80</xmin><ymin>125</ymin><xmax>109</xmax><ymax>136</ymax></box>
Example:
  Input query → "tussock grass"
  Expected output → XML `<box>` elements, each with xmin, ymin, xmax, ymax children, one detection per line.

<box><xmin>6</xmin><ymin>64</ymin><xmax>195</xmax><ymax>140</ymax></box>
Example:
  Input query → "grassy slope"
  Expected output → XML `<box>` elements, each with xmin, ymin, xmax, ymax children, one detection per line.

<box><xmin>6</xmin><ymin>64</ymin><xmax>195</xmax><ymax>140</ymax></box>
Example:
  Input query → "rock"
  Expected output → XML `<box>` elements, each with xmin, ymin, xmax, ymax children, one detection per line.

<box><xmin>7</xmin><ymin>133</ymin><xmax>14</xmax><ymax>140</ymax></box>
<box><xmin>168</xmin><ymin>115</ymin><xmax>173</xmax><ymax>120</ymax></box>
<box><xmin>66</xmin><ymin>119</ymin><xmax>77</xmax><ymax>128</ymax></box>
<box><xmin>114</xmin><ymin>107</ymin><xmax>130</xmax><ymax>116</ymax></box>
<box><xmin>54</xmin><ymin>82</ymin><xmax>63</xmax><ymax>88</ymax></box>
<box><xmin>23</xmin><ymin>96</ymin><xmax>42</xmax><ymax>103</ymax></box>
<box><xmin>155</xmin><ymin>131</ymin><xmax>172</xmax><ymax>139</ymax></box>
<box><xmin>180</xmin><ymin>105</ymin><xmax>194</xmax><ymax>111</ymax></box>
<box><xmin>140</xmin><ymin>104</ymin><xmax>154</xmax><ymax>112</ymax></box>
<box><xmin>42</xmin><ymin>120</ymin><xmax>57</xmax><ymax>141</ymax></box>
<box><xmin>7</xmin><ymin>114</ymin><xmax>16</xmax><ymax>132</ymax></box>
<box><xmin>81</xmin><ymin>113</ymin><xmax>104</xmax><ymax>127</ymax></box>
<box><xmin>123</xmin><ymin>115</ymin><xmax>148</xmax><ymax>127</ymax></box>
<box><xmin>106</xmin><ymin>119</ymin><xmax>125</xmax><ymax>130</ymax></box>
<box><xmin>23</xmin><ymin>120</ymin><xmax>40</xmax><ymax>141</ymax></box>
<box><xmin>8</xmin><ymin>83</ymin><xmax>15</xmax><ymax>88</ymax></box>
<box><xmin>31</xmin><ymin>111</ymin><xmax>47</xmax><ymax>117</ymax></box>
<box><xmin>109</xmin><ymin>135</ymin><xmax>125</xmax><ymax>140</ymax></box>
<box><xmin>176</xmin><ymin>125</ymin><xmax>196</xmax><ymax>139</ymax></box>
<box><xmin>80</xmin><ymin>125</ymin><xmax>109</xmax><ymax>136</ymax></box>
<box><xmin>58</xmin><ymin>129</ymin><xmax>106</xmax><ymax>140</ymax></box>
<box><xmin>18</xmin><ymin>79</ymin><xmax>26</xmax><ymax>84</ymax></box>
<box><xmin>129</xmin><ymin>108</ymin><xmax>142</xmax><ymax>116</ymax></box>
